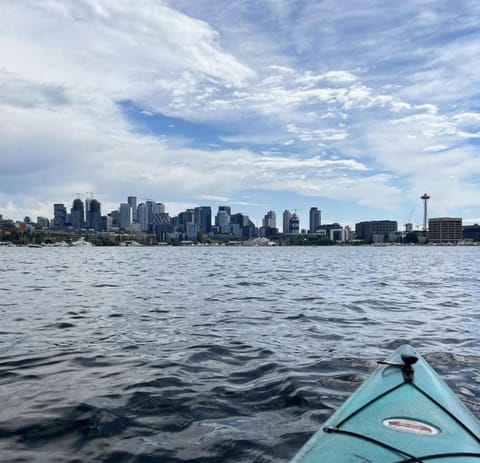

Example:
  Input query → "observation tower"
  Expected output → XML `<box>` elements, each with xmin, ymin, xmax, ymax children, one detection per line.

<box><xmin>421</xmin><ymin>193</ymin><xmax>430</xmax><ymax>234</ymax></box>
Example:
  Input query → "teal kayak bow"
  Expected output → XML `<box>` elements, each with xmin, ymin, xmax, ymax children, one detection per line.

<box><xmin>291</xmin><ymin>345</ymin><xmax>480</xmax><ymax>462</ymax></box>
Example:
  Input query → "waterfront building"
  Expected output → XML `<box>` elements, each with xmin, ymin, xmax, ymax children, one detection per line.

<box><xmin>355</xmin><ymin>220</ymin><xmax>398</xmax><ymax>242</ymax></box>
<box><xmin>463</xmin><ymin>223</ymin><xmax>480</xmax><ymax>241</ymax></box>
<box><xmin>428</xmin><ymin>217</ymin><xmax>463</xmax><ymax>243</ymax></box>
<box><xmin>53</xmin><ymin>203</ymin><xmax>67</xmax><ymax>230</ymax></box>
<box><xmin>70</xmin><ymin>198</ymin><xmax>85</xmax><ymax>230</ymax></box>
<box><xmin>119</xmin><ymin>203</ymin><xmax>132</xmax><ymax>231</ymax></box>
<box><xmin>0</xmin><ymin>218</ymin><xmax>16</xmax><ymax>235</ymax></box>
<box><xmin>309</xmin><ymin>207</ymin><xmax>321</xmax><ymax>233</ymax></box>
<box><xmin>329</xmin><ymin>228</ymin><xmax>345</xmax><ymax>242</ymax></box>
<box><xmin>283</xmin><ymin>210</ymin><xmax>292</xmax><ymax>234</ymax></box>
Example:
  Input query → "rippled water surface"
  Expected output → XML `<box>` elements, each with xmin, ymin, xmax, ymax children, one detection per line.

<box><xmin>1</xmin><ymin>246</ymin><xmax>479</xmax><ymax>462</ymax></box>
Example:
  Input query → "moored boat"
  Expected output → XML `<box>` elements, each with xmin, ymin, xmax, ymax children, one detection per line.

<box><xmin>71</xmin><ymin>237</ymin><xmax>93</xmax><ymax>246</ymax></box>
<box><xmin>291</xmin><ymin>345</ymin><xmax>480</xmax><ymax>462</ymax></box>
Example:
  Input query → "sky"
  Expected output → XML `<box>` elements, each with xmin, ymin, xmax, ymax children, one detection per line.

<box><xmin>1</xmin><ymin>0</ymin><xmax>480</xmax><ymax>230</ymax></box>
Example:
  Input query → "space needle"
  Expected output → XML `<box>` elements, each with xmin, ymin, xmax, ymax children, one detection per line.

<box><xmin>421</xmin><ymin>193</ymin><xmax>430</xmax><ymax>235</ymax></box>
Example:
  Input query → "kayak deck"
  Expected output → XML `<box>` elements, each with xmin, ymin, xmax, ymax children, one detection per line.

<box><xmin>291</xmin><ymin>345</ymin><xmax>480</xmax><ymax>462</ymax></box>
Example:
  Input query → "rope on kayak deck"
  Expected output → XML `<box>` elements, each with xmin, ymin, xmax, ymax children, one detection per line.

<box><xmin>332</xmin><ymin>382</ymin><xmax>405</xmax><ymax>428</ymax></box>
<box><xmin>323</xmin><ymin>426</ymin><xmax>425</xmax><ymax>463</ymax></box>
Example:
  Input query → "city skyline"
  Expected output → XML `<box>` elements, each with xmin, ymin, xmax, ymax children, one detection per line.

<box><xmin>4</xmin><ymin>194</ymin><xmax>476</xmax><ymax>245</ymax></box>
<box><xmin>1</xmin><ymin>2</ymin><xmax>480</xmax><ymax>226</ymax></box>
<box><xmin>0</xmin><ymin>191</ymin><xmax>474</xmax><ymax>232</ymax></box>
<box><xmin>23</xmin><ymin>196</ymin><xmax>331</xmax><ymax>234</ymax></box>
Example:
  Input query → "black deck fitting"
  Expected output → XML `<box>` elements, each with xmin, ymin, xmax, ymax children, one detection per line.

<box><xmin>401</xmin><ymin>354</ymin><xmax>418</xmax><ymax>382</ymax></box>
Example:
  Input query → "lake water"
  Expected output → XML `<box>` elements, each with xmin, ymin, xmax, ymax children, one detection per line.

<box><xmin>0</xmin><ymin>246</ymin><xmax>479</xmax><ymax>462</ymax></box>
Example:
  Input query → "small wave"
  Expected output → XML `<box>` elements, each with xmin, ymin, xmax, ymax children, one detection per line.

<box><xmin>91</xmin><ymin>283</ymin><xmax>120</xmax><ymax>288</ymax></box>
<box><xmin>46</xmin><ymin>322</ymin><xmax>76</xmax><ymax>329</ymax></box>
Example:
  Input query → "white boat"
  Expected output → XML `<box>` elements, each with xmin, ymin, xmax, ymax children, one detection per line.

<box><xmin>52</xmin><ymin>241</ymin><xmax>69</xmax><ymax>247</ymax></box>
<box><xmin>71</xmin><ymin>237</ymin><xmax>93</xmax><ymax>247</ymax></box>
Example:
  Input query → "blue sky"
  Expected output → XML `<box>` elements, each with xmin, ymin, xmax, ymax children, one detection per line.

<box><xmin>1</xmin><ymin>0</ymin><xmax>480</xmax><ymax>230</ymax></box>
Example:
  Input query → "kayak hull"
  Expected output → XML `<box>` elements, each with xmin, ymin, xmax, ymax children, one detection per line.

<box><xmin>291</xmin><ymin>345</ymin><xmax>480</xmax><ymax>462</ymax></box>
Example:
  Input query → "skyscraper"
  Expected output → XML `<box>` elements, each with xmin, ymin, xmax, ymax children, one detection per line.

<box><xmin>283</xmin><ymin>210</ymin><xmax>292</xmax><ymax>234</ymax></box>
<box><xmin>127</xmin><ymin>196</ymin><xmax>137</xmax><ymax>222</ymax></box>
<box><xmin>53</xmin><ymin>204</ymin><xmax>67</xmax><ymax>230</ymax></box>
<box><xmin>194</xmin><ymin>206</ymin><xmax>212</xmax><ymax>233</ymax></box>
<box><xmin>184</xmin><ymin>209</ymin><xmax>194</xmax><ymax>226</ymax></box>
<box><xmin>309</xmin><ymin>207</ymin><xmax>321</xmax><ymax>233</ymax></box>
<box><xmin>145</xmin><ymin>200</ymin><xmax>155</xmax><ymax>230</ymax></box>
<box><xmin>87</xmin><ymin>199</ymin><xmax>101</xmax><ymax>231</ymax></box>
<box><xmin>70</xmin><ymin>198</ymin><xmax>85</xmax><ymax>230</ymax></box>
<box><xmin>137</xmin><ymin>203</ymin><xmax>148</xmax><ymax>231</ymax></box>
<box><xmin>119</xmin><ymin>203</ymin><xmax>132</xmax><ymax>231</ymax></box>
<box><xmin>218</xmin><ymin>206</ymin><xmax>231</xmax><ymax>216</ymax></box>
<box><xmin>153</xmin><ymin>202</ymin><xmax>165</xmax><ymax>214</ymax></box>
<box><xmin>215</xmin><ymin>206</ymin><xmax>231</xmax><ymax>232</ymax></box>
<box><xmin>263</xmin><ymin>210</ymin><xmax>276</xmax><ymax>229</ymax></box>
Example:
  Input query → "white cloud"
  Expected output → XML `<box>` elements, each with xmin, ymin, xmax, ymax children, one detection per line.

<box><xmin>286</xmin><ymin>124</ymin><xmax>350</xmax><ymax>143</ymax></box>
<box><xmin>196</xmin><ymin>195</ymin><xmax>230</xmax><ymax>202</ymax></box>
<box><xmin>424</xmin><ymin>145</ymin><xmax>448</xmax><ymax>152</ymax></box>
<box><xmin>452</xmin><ymin>112</ymin><xmax>480</xmax><ymax>123</ymax></box>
